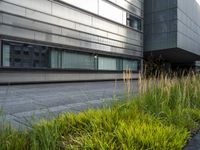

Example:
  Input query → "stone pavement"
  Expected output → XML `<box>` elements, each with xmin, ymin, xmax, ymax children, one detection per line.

<box><xmin>184</xmin><ymin>132</ymin><xmax>200</xmax><ymax>150</ymax></box>
<box><xmin>0</xmin><ymin>80</ymin><xmax>138</xmax><ymax>129</ymax></box>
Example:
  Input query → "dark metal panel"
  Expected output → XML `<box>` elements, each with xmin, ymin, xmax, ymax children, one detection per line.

<box><xmin>177</xmin><ymin>0</ymin><xmax>200</xmax><ymax>57</ymax></box>
<box><xmin>144</xmin><ymin>0</ymin><xmax>178</xmax><ymax>52</ymax></box>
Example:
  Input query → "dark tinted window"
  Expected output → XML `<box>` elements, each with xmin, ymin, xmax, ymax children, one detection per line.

<box><xmin>2</xmin><ymin>41</ymin><xmax>139</xmax><ymax>71</ymax></box>
<box><xmin>127</xmin><ymin>14</ymin><xmax>142</xmax><ymax>31</ymax></box>
<box><xmin>2</xmin><ymin>42</ymin><xmax>49</xmax><ymax>68</ymax></box>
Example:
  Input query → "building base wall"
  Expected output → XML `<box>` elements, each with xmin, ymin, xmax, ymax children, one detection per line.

<box><xmin>0</xmin><ymin>70</ymin><xmax>138</xmax><ymax>84</ymax></box>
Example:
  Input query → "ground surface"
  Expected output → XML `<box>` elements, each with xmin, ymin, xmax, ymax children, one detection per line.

<box><xmin>184</xmin><ymin>133</ymin><xmax>200</xmax><ymax>150</ymax></box>
<box><xmin>0</xmin><ymin>80</ymin><xmax>137</xmax><ymax>129</ymax></box>
<box><xmin>1</xmin><ymin>80</ymin><xmax>199</xmax><ymax>150</ymax></box>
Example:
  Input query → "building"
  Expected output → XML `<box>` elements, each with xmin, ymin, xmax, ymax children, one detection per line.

<box><xmin>0</xmin><ymin>0</ymin><xmax>143</xmax><ymax>84</ymax></box>
<box><xmin>144</xmin><ymin>0</ymin><xmax>200</xmax><ymax>70</ymax></box>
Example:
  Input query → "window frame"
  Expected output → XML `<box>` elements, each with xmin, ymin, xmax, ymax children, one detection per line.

<box><xmin>1</xmin><ymin>40</ymin><xmax>140</xmax><ymax>73</ymax></box>
<box><xmin>127</xmin><ymin>13</ymin><xmax>142</xmax><ymax>31</ymax></box>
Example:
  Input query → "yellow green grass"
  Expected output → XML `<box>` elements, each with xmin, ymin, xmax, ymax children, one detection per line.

<box><xmin>1</xmin><ymin>73</ymin><xmax>200</xmax><ymax>150</ymax></box>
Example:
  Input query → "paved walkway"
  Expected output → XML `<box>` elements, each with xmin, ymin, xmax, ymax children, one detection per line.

<box><xmin>184</xmin><ymin>132</ymin><xmax>200</xmax><ymax>150</ymax></box>
<box><xmin>0</xmin><ymin>80</ymin><xmax>137</xmax><ymax>129</ymax></box>
<box><xmin>1</xmin><ymin>80</ymin><xmax>200</xmax><ymax>149</ymax></box>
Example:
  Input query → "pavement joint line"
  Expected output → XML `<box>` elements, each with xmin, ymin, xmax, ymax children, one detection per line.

<box><xmin>0</xmin><ymin>88</ymin><xmax>120</xmax><ymax>98</ymax></box>
<box><xmin>32</xmin><ymin>101</ymin><xmax>50</xmax><ymax>108</ymax></box>
<box><xmin>0</xmin><ymin>81</ymin><xmax>134</xmax><ymax>129</ymax></box>
<box><xmin>14</xmin><ymin>92</ymin><xmax>55</xmax><ymax>108</ymax></box>
<box><xmin>0</xmin><ymin>81</ymin><xmax>123</xmax><ymax>92</ymax></box>
<box><xmin>9</xmin><ymin>98</ymin><xmax>114</xmax><ymax>118</ymax></box>
<box><xmin>0</xmin><ymin>99</ymin><xmax>36</xmax><ymax>106</ymax></box>
<box><xmin>1</xmin><ymin>114</ymin><xmax>32</xmax><ymax>129</ymax></box>
<box><xmin>79</xmin><ymin>88</ymin><xmax>92</xmax><ymax>101</ymax></box>
<box><xmin>12</xmin><ymin>117</ymin><xmax>33</xmax><ymax>129</ymax></box>
<box><xmin>0</xmin><ymin>89</ymin><xmax>122</xmax><ymax>106</ymax></box>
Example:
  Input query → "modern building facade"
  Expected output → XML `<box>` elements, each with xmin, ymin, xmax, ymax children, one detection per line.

<box><xmin>0</xmin><ymin>0</ymin><xmax>143</xmax><ymax>84</ymax></box>
<box><xmin>144</xmin><ymin>0</ymin><xmax>200</xmax><ymax>70</ymax></box>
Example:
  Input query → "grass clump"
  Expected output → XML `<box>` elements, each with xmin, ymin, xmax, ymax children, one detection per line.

<box><xmin>1</xmin><ymin>73</ymin><xmax>200</xmax><ymax>150</ymax></box>
<box><xmin>137</xmin><ymin>73</ymin><xmax>200</xmax><ymax>131</ymax></box>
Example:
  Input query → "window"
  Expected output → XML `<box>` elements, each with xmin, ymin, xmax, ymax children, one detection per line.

<box><xmin>98</xmin><ymin>57</ymin><xmax>117</xmax><ymax>70</ymax></box>
<box><xmin>50</xmin><ymin>49</ymin><xmax>62</xmax><ymax>69</ymax></box>
<box><xmin>61</xmin><ymin>52</ymin><xmax>95</xmax><ymax>70</ymax></box>
<box><xmin>127</xmin><ymin>14</ymin><xmax>142</xmax><ymax>31</ymax></box>
<box><xmin>98</xmin><ymin>57</ymin><xmax>123</xmax><ymax>71</ymax></box>
<box><xmin>123</xmin><ymin>60</ymin><xmax>138</xmax><ymax>71</ymax></box>
<box><xmin>2</xmin><ymin>41</ymin><xmax>139</xmax><ymax>72</ymax></box>
<box><xmin>2</xmin><ymin>41</ymin><xmax>49</xmax><ymax>68</ymax></box>
<box><xmin>2</xmin><ymin>44</ymin><xmax>10</xmax><ymax>67</ymax></box>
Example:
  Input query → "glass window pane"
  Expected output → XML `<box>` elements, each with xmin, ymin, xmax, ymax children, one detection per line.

<box><xmin>2</xmin><ymin>41</ymin><xmax>50</xmax><ymax>68</ymax></box>
<box><xmin>62</xmin><ymin>52</ymin><xmax>95</xmax><ymax>70</ymax></box>
<box><xmin>123</xmin><ymin>59</ymin><xmax>138</xmax><ymax>71</ymax></box>
<box><xmin>50</xmin><ymin>49</ymin><xmax>61</xmax><ymax>68</ymax></box>
<box><xmin>127</xmin><ymin>14</ymin><xmax>142</xmax><ymax>31</ymax></box>
<box><xmin>2</xmin><ymin>41</ymin><xmax>138</xmax><ymax>72</ymax></box>
<box><xmin>3</xmin><ymin>44</ymin><xmax>10</xmax><ymax>67</ymax></box>
<box><xmin>39</xmin><ymin>46</ymin><xmax>49</xmax><ymax>68</ymax></box>
<box><xmin>98</xmin><ymin>57</ymin><xmax>117</xmax><ymax>70</ymax></box>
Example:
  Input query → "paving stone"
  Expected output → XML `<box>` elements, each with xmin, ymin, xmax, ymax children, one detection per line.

<box><xmin>184</xmin><ymin>133</ymin><xmax>200</xmax><ymax>150</ymax></box>
<box><xmin>0</xmin><ymin>81</ymin><xmax>138</xmax><ymax>129</ymax></box>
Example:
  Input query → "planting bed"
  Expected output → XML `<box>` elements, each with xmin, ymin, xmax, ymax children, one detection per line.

<box><xmin>1</xmin><ymin>74</ymin><xmax>200</xmax><ymax>150</ymax></box>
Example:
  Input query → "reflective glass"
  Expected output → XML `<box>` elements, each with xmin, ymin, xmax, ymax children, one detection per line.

<box><xmin>2</xmin><ymin>44</ymin><xmax>10</xmax><ymax>67</ymax></box>
<box><xmin>98</xmin><ymin>57</ymin><xmax>117</xmax><ymax>70</ymax></box>
<box><xmin>62</xmin><ymin>52</ymin><xmax>95</xmax><ymax>70</ymax></box>
<box><xmin>2</xmin><ymin>41</ymin><xmax>139</xmax><ymax>71</ymax></box>
<box><xmin>123</xmin><ymin>59</ymin><xmax>138</xmax><ymax>71</ymax></box>
<box><xmin>50</xmin><ymin>49</ymin><xmax>62</xmax><ymax>68</ymax></box>
<box><xmin>127</xmin><ymin>14</ymin><xmax>142</xmax><ymax>31</ymax></box>
<box><xmin>2</xmin><ymin>41</ymin><xmax>49</xmax><ymax>68</ymax></box>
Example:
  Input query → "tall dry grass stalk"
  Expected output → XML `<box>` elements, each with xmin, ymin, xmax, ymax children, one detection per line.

<box><xmin>123</xmin><ymin>68</ymin><xmax>132</xmax><ymax>100</ymax></box>
<box><xmin>137</xmin><ymin>71</ymin><xmax>200</xmax><ymax>120</ymax></box>
<box><xmin>2</xmin><ymin>71</ymin><xmax>200</xmax><ymax>150</ymax></box>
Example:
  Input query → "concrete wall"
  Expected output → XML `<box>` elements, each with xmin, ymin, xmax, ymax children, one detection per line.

<box><xmin>0</xmin><ymin>0</ymin><xmax>143</xmax><ymax>58</ymax></box>
<box><xmin>0</xmin><ymin>0</ymin><xmax>143</xmax><ymax>83</ymax></box>
<box><xmin>0</xmin><ymin>71</ymin><xmax>138</xmax><ymax>84</ymax></box>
